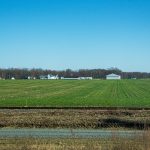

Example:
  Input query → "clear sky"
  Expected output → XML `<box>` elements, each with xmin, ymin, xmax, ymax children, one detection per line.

<box><xmin>0</xmin><ymin>0</ymin><xmax>150</xmax><ymax>72</ymax></box>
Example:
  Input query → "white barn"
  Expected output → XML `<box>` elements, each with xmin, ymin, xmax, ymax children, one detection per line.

<box><xmin>106</xmin><ymin>73</ymin><xmax>121</xmax><ymax>80</ymax></box>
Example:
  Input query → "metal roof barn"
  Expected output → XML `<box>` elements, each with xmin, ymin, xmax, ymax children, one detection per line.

<box><xmin>106</xmin><ymin>74</ymin><xmax>121</xmax><ymax>80</ymax></box>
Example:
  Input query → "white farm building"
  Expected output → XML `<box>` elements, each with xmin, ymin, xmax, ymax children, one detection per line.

<box><xmin>106</xmin><ymin>74</ymin><xmax>121</xmax><ymax>80</ymax></box>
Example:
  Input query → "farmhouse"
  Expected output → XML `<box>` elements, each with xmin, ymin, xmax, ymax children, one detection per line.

<box><xmin>106</xmin><ymin>73</ymin><xmax>121</xmax><ymax>80</ymax></box>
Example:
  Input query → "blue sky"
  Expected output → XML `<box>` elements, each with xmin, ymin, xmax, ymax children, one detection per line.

<box><xmin>0</xmin><ymin>0</ymin><xmax>150</xmax><ymax>72</ymax></box>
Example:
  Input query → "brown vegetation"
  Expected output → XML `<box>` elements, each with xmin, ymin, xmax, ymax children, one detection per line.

<box><xmin>0</xmin><ymin>131</ymin><xmax>150</xmax><ymax>150</ymax></box>
<box><xmin>0</xmin><ymin>109</ymin><xmax>150</xmax><ymax>129</ymax></box>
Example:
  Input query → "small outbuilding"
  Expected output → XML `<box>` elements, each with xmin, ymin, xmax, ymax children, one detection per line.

<box><xmin>106</xmin><ymin>73</ymin><xmax>121</xmax><ymax>80</ymax></box>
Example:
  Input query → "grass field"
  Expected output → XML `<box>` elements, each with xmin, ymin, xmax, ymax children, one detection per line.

<box><xmin>0</xmin><ymin>79</ymin><xmax>150</xmax><ymax>107</ymax></box>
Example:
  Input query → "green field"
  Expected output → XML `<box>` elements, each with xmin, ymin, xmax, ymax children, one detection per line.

<box><xmin>0</xmin><ymin>79</ymin><xmax>150</xmax><ymax>107</ymax></box>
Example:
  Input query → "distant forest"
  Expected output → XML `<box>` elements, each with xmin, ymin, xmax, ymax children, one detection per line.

<box><xmin>0</xmin><ymin>68</ymin><xmax>150</xmax><ymax>79</ymax></box>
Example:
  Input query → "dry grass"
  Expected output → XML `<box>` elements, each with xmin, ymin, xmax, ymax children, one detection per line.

<box><xmin>0</xmin><ymin>109</ymin><xmax>150</xmax><ymax>129</ymax></box>
<box><xmin>0</xmin><ymin>130</ymin><xmax>150</xmax><ymax>150</ymax></box>
<box><xmin>1</xmin><ymin>109</ymin><xmax>150</xmax><ymax>149</ymax></box>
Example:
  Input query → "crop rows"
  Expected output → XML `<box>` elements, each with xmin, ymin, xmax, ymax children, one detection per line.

<box><xmin>0</xmin><ymin>80</ymin><xmax>150</xmax><ymax>107</ymax></box>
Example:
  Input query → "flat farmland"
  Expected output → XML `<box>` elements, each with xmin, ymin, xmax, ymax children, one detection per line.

<box><xmin>0</xmin><ymin>80</ymin><xmax>150</xmax><ymax>107</ymax></box>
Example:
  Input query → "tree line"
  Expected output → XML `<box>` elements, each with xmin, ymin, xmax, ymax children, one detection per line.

<box><xmin>0</xmin><ymin>68</ymin><xmax>150</xmax><ymax>79</ymax></box>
